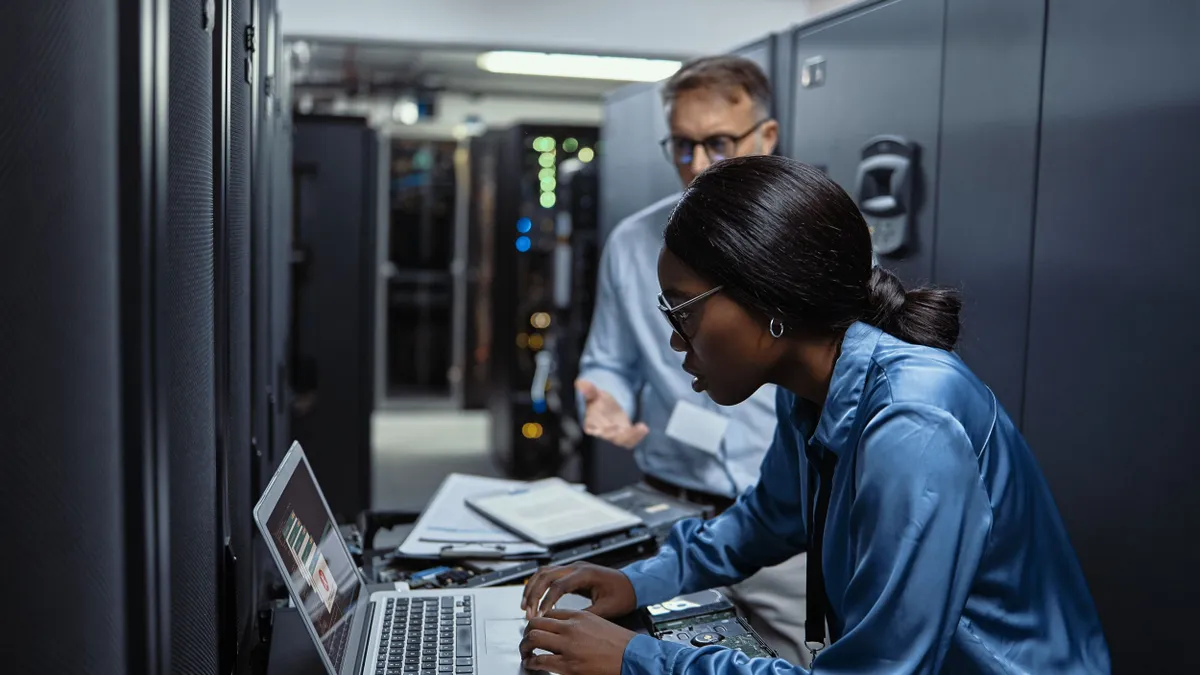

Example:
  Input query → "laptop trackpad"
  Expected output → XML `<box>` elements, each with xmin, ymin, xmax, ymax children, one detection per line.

<box><xmin>484</xmin><ymin>594</ymin><xmax>592</xmax><ymax>655</ymax></box>
<box><xmin>484</xmin><ymin>619</ymin><xmax>527</xmax><ymax>655</ymax></box>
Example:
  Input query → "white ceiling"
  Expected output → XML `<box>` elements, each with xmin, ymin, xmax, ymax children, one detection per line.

<box><xmin>279</xmin><ymin>0</ymin><xmax>845</xmax><ymax>58</ymax></box>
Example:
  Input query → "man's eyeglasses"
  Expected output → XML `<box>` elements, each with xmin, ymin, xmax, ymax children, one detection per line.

<box><xmin>657</xmin><ymin>286</ymin><xmax>723</xmax><ymax>349</ymax></box>
<box><xmin>660</xmin><ymin>119</ymin><xmax>769</xmax><ymax>167</ymax></box>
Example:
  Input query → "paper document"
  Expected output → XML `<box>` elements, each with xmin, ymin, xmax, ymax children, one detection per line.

<box><xmin>467</xmin><ymin>477</ymin><xmax>643</xmax><ymax>548</ymax></box>
<box><xmin>398</xmin><ymin>474</ymin><xmax>585</xmax><ymax>559</ymax></box>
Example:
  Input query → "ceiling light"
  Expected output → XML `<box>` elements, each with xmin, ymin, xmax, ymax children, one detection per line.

<box><xmin>477</xmin><ymin>51</ymin><xmax>681</xmax><ymax>82</ymax></box>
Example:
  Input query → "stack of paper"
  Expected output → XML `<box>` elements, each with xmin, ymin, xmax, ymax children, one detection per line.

<box><xmin>466</xmin><ymin>477</ymin><xmax>643</xmax><ymax>548</ymax></box>
<box><xmin>397</xmin><ymin>474</ymin><xmax>553</xmax><ymax>559</ymax></box>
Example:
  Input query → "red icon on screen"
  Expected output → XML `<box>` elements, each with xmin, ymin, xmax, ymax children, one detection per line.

<box><xmin>318</xmin><ymin>569</ymin><xmax>330</xmax><ymax>592</ymax></box>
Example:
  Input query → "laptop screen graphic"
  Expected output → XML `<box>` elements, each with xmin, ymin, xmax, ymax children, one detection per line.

<box><xmin>267</xmin><ymin>462</ymin><xmax>361</xmax><ymax>670</ymax></box>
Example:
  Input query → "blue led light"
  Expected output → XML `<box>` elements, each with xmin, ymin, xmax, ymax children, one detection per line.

<box><xmin>532</xmin><ymin>400</ymin><xmax>547</xmax><ymax>414</ymax></box>
<box><xmin>517</xmin><ymin>217</ymin><xmax>532</xmax><ymax>233</ymax></box>
<box><xmin>516</xmin><ymin>236</ymin><xmax>532</xmax><ymax>252</ymax></box>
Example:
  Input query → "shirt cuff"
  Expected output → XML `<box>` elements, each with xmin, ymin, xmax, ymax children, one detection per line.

<box><xmin>622</xmin><ymin>634</ymin><xmax>690</xmax><ymax>675</ymax></box>
<box><xmin>619</xmin><ymin>562</ymin><xmax>676</xmax><ymax>605</ymax></box>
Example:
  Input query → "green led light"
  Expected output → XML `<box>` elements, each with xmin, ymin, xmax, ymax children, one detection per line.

<box><xmin>532</xmin><ymin>136</ymin><xmax>544</xmax><ymax>150</ymax></box>
<box><xmin>538</xmin><ymin>167</ymin><xmax>556</xmax><ymax>180</ymax></box>
<box><xmin>538</xmin><ymin>152</ymin><xmax>555</xmax><ymax>168</ymax></box>
<box><xmin>540</xmin><ymin>192</ymin><xmax>557</xmax><ymax>208</ymax></box>
<box><xmin>563</xmin><ymin>138</ymin><xmax>579</xmax><ymax>153</ymax></box>
<box><xmin>540</xmin><ymin>177</ymin><xmax>557</xmax><ymax>192</ymax></box>
<box><xmin>578</xmin><ymin>147</ymin><xmax>595</xmax><ymax>163</ymax></box>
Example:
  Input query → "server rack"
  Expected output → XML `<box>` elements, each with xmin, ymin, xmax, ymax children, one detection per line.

<box><xmin>212</xmin><ymin>0</ymin><xmax>256</xmax><ymax>670</ymax></box>
<box><xmin>472</xmin><ymin>125</ymin><xmax>601</xmax><ymax>479</ymax></box>
<box><xmin>4</xmin><ymin>3</ymin><xmax>128</xmax><ymax>673</ymax></box>
<box><xmin>291</xmin><ymin>115</ymin><xmax>380</xmax><ymax>521</ymax></box>
<box><xmin>384</xmin><ymin>139</ymin><xmax>459</xmax><ymax>399</ymax></box>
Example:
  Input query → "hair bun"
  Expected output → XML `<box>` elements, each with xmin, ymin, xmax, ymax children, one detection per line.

<box><xmin>866</xmin><ymin>267</ymin><xmax>907</xmax><ymax>327</ymax></box>
<box><xmin>865</xmin><ymin>266</ymin><xmax>963</xmax><ymax>351</ymax></box>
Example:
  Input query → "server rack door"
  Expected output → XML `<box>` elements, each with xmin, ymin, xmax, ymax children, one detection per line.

<box><xmin>787</xmin><ymin>0</ymin><xmax>947</xmax><ymax>285</ymax></box>
<box><xmin>213</xmin><ymin>0</ymin><xmax>256</xmax><ymax>666</ymax></box>
<box><xmin>1023</xmin><ymin>3</ymin><xmax>1200</xmax><ymax>670</ymax></box>
<box><xmin>271</xmin><ymin>37</ymin><xmax>294</xmax><ymax>468</ymax></box>
<box><xmin>1</xmin><ymin>2</ymin><xmax>126</xmax><ymax>673</ymax></box>
<box><xmin>291</xmin><ymin>116</ymin><xmax>375</xmax><ymax>521</ymax></box>
<box><xmin>933</xmin><ymin>0</ymin><xmax>1045</xmax><ymax>424</ymax></box>
<box><xmin>488</xmin><ymin>125</ymin><xmax>600</xmax><ymax>479</ymax></box>
<box><xmin>166</xmin><ymin>0</ymin><xmax>220</xmax><ymax>671</ymax></box>
<box><xmin>599</xmin><ymin>82</ymin><xmax>680</xmax><ymax>244</ymax></box>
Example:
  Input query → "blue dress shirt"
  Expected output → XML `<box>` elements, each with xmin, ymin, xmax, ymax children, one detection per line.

<box><xmin>620</xmin><ymin>321</ymin><xmax>1111</xmax><ymax>674</ymax></box>
<box><xmin>578</xmin><ymin>194</ymin><xmax>777</xmax><ymax>497</ymax></box>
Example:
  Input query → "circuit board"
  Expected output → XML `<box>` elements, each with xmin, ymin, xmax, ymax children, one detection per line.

<box><xmin>651</xmin><ymin>609</ymin><xmax>777</xmax><ymax>658</ymax></box>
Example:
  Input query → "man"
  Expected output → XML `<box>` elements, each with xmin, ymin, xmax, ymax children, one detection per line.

<box><xmin>576</xmin><ymin>55</ymin><xmax>809</xmax><ymax>666</ymax></box>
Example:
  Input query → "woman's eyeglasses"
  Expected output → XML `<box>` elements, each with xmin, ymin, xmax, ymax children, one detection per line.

<box><xmin>659</xmin><ymin>119</ymin><xmax>769</xmax><ymax>167</ymax></box>
<box><xmin>657</xmin><ymin>286</ymin><xmax>723</xmax><ymax>349</ymax></box>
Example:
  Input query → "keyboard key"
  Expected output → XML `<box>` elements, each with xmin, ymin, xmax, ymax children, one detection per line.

<box><xmin>456</xmin><ymin>659</ymin><xmax>472</xmax><ymax>667</ymax></box>
<box><xmin>456</xmin><ymin>628</ymin><xmax>472</xmax><ymax>657</ymax></box>
<box><xmin>455</xmin><ymin>668</ymin><xmax>473</xmax><ymax>674</ymax></box>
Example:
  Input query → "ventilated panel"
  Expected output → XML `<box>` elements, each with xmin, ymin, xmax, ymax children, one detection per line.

<box><xmin>166</xmin><ymin>0</ymin><xmax>219</xmax><ymax>671</ymax></box>
<box><xmin>0</xmin><ymin>3</ymin><xmax>126</xmax><ymax>673</ymax></box>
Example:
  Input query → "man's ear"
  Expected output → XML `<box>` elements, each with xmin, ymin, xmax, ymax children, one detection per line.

<box><xmin>759</xmin><ymin>118</ymin><xmax>780</xmax><ymax>155</ymax></box>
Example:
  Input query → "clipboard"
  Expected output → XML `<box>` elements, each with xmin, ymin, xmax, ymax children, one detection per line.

<box><xmin>465</xmin><ymin>478</ymin><xmax>644</xmax><ymax>549</ymax></box>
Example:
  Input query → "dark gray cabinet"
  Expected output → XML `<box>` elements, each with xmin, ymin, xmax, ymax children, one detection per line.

<box><xmin>1022</xmin><ymin>2</ymin><xmax>1200</xmax><ymax>670</ymax></box>
<box><xmin>934</xmin><ymin>0</ymin><xmax>1045</xmax><ymax>422</ymax></box>
<box><xmin>788</xmin><ymin>0</ymin><xmax>946</xmax><ymax>286</ymax></box>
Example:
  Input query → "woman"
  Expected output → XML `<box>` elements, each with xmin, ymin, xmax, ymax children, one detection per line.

<box><xmin>518</xmin><ymin>156</ymin><xmax>1110</xmax><ymax>675</ymax></box>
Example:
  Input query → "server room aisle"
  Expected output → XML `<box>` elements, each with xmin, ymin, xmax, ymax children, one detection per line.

<box><xmin>371</xmin><ymin>408</ymin><xmax>500</xmax><ymax>514</ymax></box>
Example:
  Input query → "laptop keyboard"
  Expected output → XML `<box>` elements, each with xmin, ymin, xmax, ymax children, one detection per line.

<box><xmin>376</xmin><ymin>595</ymin><xmax>475</xmax><ymax>675</ymax></box>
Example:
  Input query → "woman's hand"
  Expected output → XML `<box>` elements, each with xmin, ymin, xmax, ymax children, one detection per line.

<box><xmin>520</xmin><ymin>609</ymin><xmax>636</xmax><ymax>675</ymax></box>
<box><xmin>521</xmin><ymin>562</ymin><xmax>638</xmax><ymax>619</ymax></box>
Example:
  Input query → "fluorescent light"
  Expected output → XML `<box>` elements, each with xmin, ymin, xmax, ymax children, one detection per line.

<box><xmin>477</xmin><ymin>51</ymin><xmax>681</xmax><ymax>82</ymax></box>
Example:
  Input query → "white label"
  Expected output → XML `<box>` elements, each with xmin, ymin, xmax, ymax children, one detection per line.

<box><xmin>665</xmin><ymin>400</ymin><xmax>730</xmax><ymax>457</ymax></box>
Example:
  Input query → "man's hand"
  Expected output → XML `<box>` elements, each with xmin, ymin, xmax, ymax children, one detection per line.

<box><xmin>576</xmin><ymin>379</ymin><xmax>649</xmax><ymax>450</ymax></box>
<box><xmin>520</xmin><ymin>610</ymin><xmax>635</xmax><ymax>675</ymax></box>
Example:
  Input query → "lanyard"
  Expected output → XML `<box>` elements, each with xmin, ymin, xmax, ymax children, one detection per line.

<box><xmin>805</xmin><ymin>446</ymin><xmax>839</xmax><ymax>657</ymax></box>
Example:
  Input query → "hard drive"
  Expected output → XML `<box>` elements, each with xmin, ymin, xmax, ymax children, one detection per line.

<box><xmin>643</xmin><ymin>590</ymin><xmax>778</xmax><ymax>658</ymax></box>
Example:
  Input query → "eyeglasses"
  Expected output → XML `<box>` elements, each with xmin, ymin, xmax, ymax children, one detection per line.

<box><xmin>657</xmin><ymin>286</ymin><xmax>723</xmax><ymax>349</ymax></box>
<box><xmin>660</xmin><ymin>119</ymin><xmax>769</xmax><ymax>167</ymax></box>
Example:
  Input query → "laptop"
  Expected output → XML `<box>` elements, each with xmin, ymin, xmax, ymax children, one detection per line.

<box><xmin>254</xmin><ymin>442</ymin><xmax>590</xmax><ymax>675</ymax></box>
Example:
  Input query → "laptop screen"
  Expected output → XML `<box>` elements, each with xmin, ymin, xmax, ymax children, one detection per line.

<box><xmin>264</xmin><ymin>456</ymin><xmax>361</xmax><ymax>671</ymax></box>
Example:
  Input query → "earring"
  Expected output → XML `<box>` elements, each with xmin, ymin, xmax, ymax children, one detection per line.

<box><xmin>769</xmin><ymin>318</ymin><xmax>785</xmax><ymax>338</ymax></box>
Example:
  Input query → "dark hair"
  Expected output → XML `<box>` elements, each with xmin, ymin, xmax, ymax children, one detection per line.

<box><xmin>661</xmin><ymin>55</ymin><xmax>772</xmax><ymax>116</ymax></box>
<box><xmin>663</xmin><ymin>155</ymin><xmax>962</xmax><ymax>351</ymax></box>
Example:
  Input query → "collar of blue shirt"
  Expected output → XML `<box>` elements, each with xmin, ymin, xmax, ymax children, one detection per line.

<box><xmin>791</xmin><ymin>321</ymin><xmax>883</xmax><ymax>456</ymax></box>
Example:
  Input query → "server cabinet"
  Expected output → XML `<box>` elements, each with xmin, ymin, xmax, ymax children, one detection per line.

<box><xmin>479</xmin><ymin>125</ymin><xmax>601</xmax><ymax>479</ymax></box>
<box><xmin>291</xmin><ymin>116</ymin><xmax>379</xmax><ymax>521</ymax></box>
<box><xmin>1022</xmin><ymin>3</ymin><xmax>1200</xmax><ymax>671</ymax></box>
<box><xmin>932</xmin><ymin>0</ymin><xmax>1045</xmax><ymax>422</ymax></box>
<box><xmin>787</xmin><ymin>0</ymin><xmax>946</xmax><ymax>286</ymax></box>
<box><xmin>165</xmin><ymin>0</ymin><xmax>222</xmax><ymax>672</ymax></box>
<box><xmin>213</xmin><ymin>0</ymin><xmax>256</xmax><ymax>669</ymax></box>
<box><xmin>2</xmin><ymin>3</ymin><xmax>126</xmax><ymax>673</ymax></box>
<box><xmin>598</xmin><ymin>82</ymin><xmax>680</xmax><ymax>244</ymax></box>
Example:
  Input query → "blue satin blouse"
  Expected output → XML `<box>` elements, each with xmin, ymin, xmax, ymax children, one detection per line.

<box><xmin>619</xmin><ymin>321</ymin><xmax>1111</xmax><ymax>674</ymax></box>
